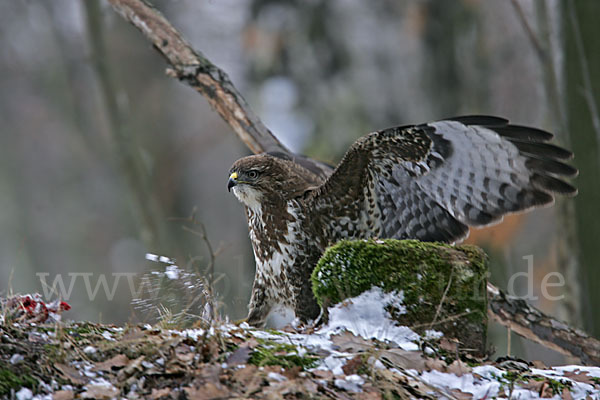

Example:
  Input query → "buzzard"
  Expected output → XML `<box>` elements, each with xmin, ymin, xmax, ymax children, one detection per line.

<box><xmin>227</xmin><ymin>116</ymin><xmax>577</xmax><ymax>327</ymax></box>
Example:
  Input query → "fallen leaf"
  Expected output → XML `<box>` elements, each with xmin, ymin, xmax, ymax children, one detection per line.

<box><xmin>164</xmin><ymin>360</ymin><xmax>188</xmax><ymax>374</ymax></box>
<box><xmin>445</xmin><ymin>359</ymin><xmax>472</xmax><ymax>376</ymax></box>
<box><xmin>342</xmin><ymin>355</ymin><xmax>363</xmax><ymax>375</ymax></box>
<box><xmin>439</xmin><ymin>338</ymin><xmax>458</xmax><ymax>353</ymax></box>
<box><xmin>232</xmin><ymin>364</ymin><xmax>258</xmax><ymax>384</ymax></box>
<box><xmin>184</xmin><ymin>382</ymin><xmax>228</xmax><ymax>400</ymax></box>
<box><xmin>149</xmin><ymin>387</ymin><xmax>171</xmax><ymax>399</ymax></box>
<box><xmin>380</xmin><ymin>348</ymin><xmax>428</xmax><ymax>371</ymax></box>
<box><xmin>302</xmin><ymin>379</ymin><xmax>318</xmax><ymax>393</ymax></box>
<box><xmin>424</xmin><ymin>357</ymin><xmax>447</xmax><ymax>372</ymax></box>
<box><xmin>54</xmin><ymin>363</ymin><xmax>89</xmax><ymax>385</ymax></box>
<box><xmin>121</xmin><ymin>327</ymin><xmax>146</xmax><ymax>340</ymax></box>
<box><xmin>355</xmin><ymin>390</ymin><xmax>383</xmax><ymax>400</ymax></box>
<box><xmin>521</xmin><ymin>379</ymin><xmax>555</xmax><ymax>398</ymax></box>
<box><xmin>52</xmin><ymin>390</ymin><xmax>75</xmax><ymax>400</ymax></box>
<box><xmin>282</xmin><ymin>366</ymin><xmax>301</xmax><ymax>380</ymax></box>
<box><xmin>312</xmin><ymin>369</ymin><xmax>333</xmax><ymax>380</ymax></box>
<box><xmin>562</xmin><ymin>387</ymin><xmax>574</xmax><ymax>400</ymax></box>
<box><xmin>225</xmin><ymin>345</ymin><xmax>252</xmax><ymax>365</ymax></box>
<box><xmin>331</xmin><ymin>331</ymin><xmax>373</xmax><ymax>353</ymax></box>
<box><xmin>263</xmin><ymin>380</ymin><xmax>305</xmax><ymax>398</ymax></box>
<box><xmin>93</xmin><ymin>354</ymin><xmax>129</xmax><ymax>371</ymax></box>
<box><xmin>123</xmin><ymin>355</ymin><xmax>146</xmax><ymax>375</ymax></box>
<box><xmin>563</xmin><ymin>369</ymin><xmax>596</xmax><ymax>385</ymax></box>
<box><xmin>81</xmin><ymin>382</ymin><xmax>120</xmax><ymax>399</ymax></box>
<box><xmin>176</xmin><ymin>344</ymin><xmax>196</xmax><ymax>363</ymax></box>
<box><xmin>176</xmin><ymin>351</ymin><xmax>195</xmax><ymax>363</ymax></box>
<box><xmin>449</xmin><ymin>388</ymin><xmax>473</xmax><ymax>399</ymax></box>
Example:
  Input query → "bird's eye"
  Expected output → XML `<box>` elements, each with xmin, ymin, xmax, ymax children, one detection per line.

<box><xmin>247</xmin><ymin>170</ymin><xmax>259</xmax><ymax>179</ymax></box>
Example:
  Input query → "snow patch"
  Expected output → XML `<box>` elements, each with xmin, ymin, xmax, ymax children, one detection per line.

<box><xmin>165</xmin><ymin>265</ymin><xmax>180</xmax><ymax>280</ymax></box>
<box><xmin>320</xmin><ymin>287</ymin><xmax>418</xmax><ymax>350</ymax></box>
<box><xmin>334</xmin><ymin>374</ymin><xmax>364</xmax><ymax>392</ymax></box>
<box><xmin>267</xmin><ymin>372</ymin><xmax>287</xmax><ymax>382</ymax></box>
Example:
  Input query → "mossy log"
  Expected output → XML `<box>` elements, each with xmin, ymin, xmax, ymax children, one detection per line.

<box><xmin>312</xmin><ymin>239</ymin><xmax>488</xmax><ymax>356</ymax></box>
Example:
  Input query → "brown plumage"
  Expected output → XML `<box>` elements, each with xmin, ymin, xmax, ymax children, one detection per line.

<box><xmin>227</xmin><ymin>116</ymin><xmax>577</xmax><ymax>327</ymax></box>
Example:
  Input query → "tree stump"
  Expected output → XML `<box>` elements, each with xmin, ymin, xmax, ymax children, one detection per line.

<box><xmin>312</xmin><ymin>239</ymin><xmax>489</xmax><ymax>356</ymax></box>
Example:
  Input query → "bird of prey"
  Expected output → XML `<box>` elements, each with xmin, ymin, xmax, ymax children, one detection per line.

<box><xmin>227</xmin><ymin>116</ymin><xmax>577</xmax><ymax>327</ymax></box>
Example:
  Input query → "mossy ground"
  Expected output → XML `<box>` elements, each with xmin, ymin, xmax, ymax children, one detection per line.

<box><xmin>0</xmin><ymin>366</ymin><xmax>38</xmax><ymax>396</ymax></box>
<box><xmin>248</xmin><ymin>338</ymin><xmax>318</xmax><ymax>369</ymax></box>
<box><xmin>312</xmin><ymin>239</ymin><xmax>488</xmax><ymax>354</ymax></box>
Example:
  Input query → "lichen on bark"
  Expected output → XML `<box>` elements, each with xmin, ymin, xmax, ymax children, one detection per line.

<box><xmin>312</xmin><ymin>239</ymin><xmax>489</xmax><ymax>355</ymax></box>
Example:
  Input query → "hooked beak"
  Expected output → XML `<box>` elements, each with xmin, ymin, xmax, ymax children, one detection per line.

<box><xmin>227</xmin><ymin>172</ymin><xmax>238</xmax><ymax>192</ymax></box>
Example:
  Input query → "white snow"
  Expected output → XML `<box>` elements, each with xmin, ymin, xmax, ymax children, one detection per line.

<box><xmin>267</xmin><ymin>372</ymin><xmax>288</xmax><ymax>382</ymax></box>
<box><xmin>334</xmin><ymin>374</ymin><xmax>365</xmax><ymax>392</ymax></box>
<box><xmin>319</xmin><ymin>287</ymin><xmax>419</xmax><ymax>350</ymax></box>
<box><xmin>157</xmin><ymin>286</ymin><xmax>600</xmax><ymax>399</ymax></box>
<box><xmin>411</xmin><ymin>364</ymin><xmax>600</xmax><ymax>399</ymax></box>
<box><xmin>10</xmin><ymin>354</ymin><xmax>24</xmax><ymax>364</ymax></box>
<box><xmin>145</xmin><ymin>253</ymin><xmax>176</xmax><ymax>264</ymax></box>
<box><xmin>15</xmin><ymin>388</ymin><xmax>33</xmax><ymax>400</ymax></box>
<box><xmin>165</xmin><ymin>265</ymin><xmax>180</xmax><ymax>280</ymax></box>
<box><xmin>175</xmin><ymin>328</ymin><xmax>206</xmax><ymax>341</ymax></box>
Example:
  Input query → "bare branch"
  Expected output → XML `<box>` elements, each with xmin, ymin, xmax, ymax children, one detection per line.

<box><xmin>487</xmin><ymin>283</ymin><xmax>600</xmax><ymax>365</ymax></box>
<box><xmin>107</xmin><ymin>0</ymin><xmax>287</xmax><ymax>155</ymax></box>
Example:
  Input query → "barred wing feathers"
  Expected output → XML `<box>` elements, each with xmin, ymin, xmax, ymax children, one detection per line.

<box><xmin>305</xmin><ymin>117</ymin><xmax>577</xmax><ymax>244</ymax></box>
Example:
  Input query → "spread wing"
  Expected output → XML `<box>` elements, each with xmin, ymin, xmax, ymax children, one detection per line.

<box><xmin>303</xmin><ymin>116</ymin><xmax>577</xmax><ymax>244</ymax></box>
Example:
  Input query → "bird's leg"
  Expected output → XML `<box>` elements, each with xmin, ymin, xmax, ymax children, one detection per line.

<box><xmin>246</xmin><ymin>284</ymin><xmax>272</xmax><ymax>328</ymax></box>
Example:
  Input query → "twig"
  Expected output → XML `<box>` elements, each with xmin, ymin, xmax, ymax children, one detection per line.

<box><xmin>411</xmin><ymin>310</ymin><xmax>474</xmax><ymax>330</ymax></box>
<box><xmin>171</xmin><ymin>209</ymin><xmax>226</xmax><ymax>321</ymax></box>
<box><xmin>429</xmin><ymin>268</ymin><xmax>454</xmax><ymax>329</ymax></box>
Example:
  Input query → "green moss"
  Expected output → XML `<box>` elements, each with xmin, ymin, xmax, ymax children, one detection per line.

<box><xmin>311</xmin><ymin>239</ymin><xmax>488</xmax><ymax>354</ymax></box>
<box><xmin>531</xmin><ymin>375</ymin><xmax>573</xmax><ymax>395</ymax></box>
<box><xmin>248</xmin><ymin>339</ymin><xmax>317</xmax><ymax>369</ymax></box>
<box><xmin>0</xmin><ymin>367</ymin><xmax>37</xmax><ymax>396</ymax></box>
<box><xmin>66</xmin><ymin>322</ymin><xmax>105</xmax><ymax>338</ymax></box>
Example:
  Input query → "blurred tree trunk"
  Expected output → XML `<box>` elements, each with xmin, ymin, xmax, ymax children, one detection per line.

<box><xmin>84</xmin><ymin>0</ymin><xmax>171</xmax><ymax>253</ymax></box>
<box><xmin>529</xmin><ymin>1</ymin><xmax>582</xmax><ymax>327</ymax></box>
<box><xmin>564</xmin><ymin>0</ymin><xmax>600</xmax><ymax>337</ymax></box>
<box><xmin>422</xmin><ymin>1</ymin><xmax>481</xmax><ymax>117</ymax></box>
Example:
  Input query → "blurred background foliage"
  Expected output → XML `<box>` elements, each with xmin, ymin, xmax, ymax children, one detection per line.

<box><xmin>1</xmin><ymin>0</ymin><xmax>598</xmax><ymax>364</ymax></box>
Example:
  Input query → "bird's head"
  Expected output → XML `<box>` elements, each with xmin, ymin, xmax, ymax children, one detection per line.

<box><xmin>227</xmin><ymin>154</ymin><xmax>316</xmax><ymax>210</ymax></box>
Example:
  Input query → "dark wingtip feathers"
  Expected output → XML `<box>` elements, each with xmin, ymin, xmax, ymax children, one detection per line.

<box><xmin>531</xmin><ymin>173</ymin><xmax>578</xmax><ymax>196</ymax></box>
<box><xmin>509</xmin><ymin>139</ymin><xmax>574</xmax><ymax>160</ymax></box>
<box><xmin>525</xmin><ymin>157</ymin><xmax>579</xmax><ymax>178</ymax></box>
<box><xmin>448</xmin><ymin>115</ymin><xmax>509</xmax><ymax>126</ymax></box>
<box><xmin>491</xmin><ymin>125</ymin><xmax>554</xmax><ymax>142</ymax></box>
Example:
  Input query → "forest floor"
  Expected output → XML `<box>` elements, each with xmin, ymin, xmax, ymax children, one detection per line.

<box><xmin>2</xmin><ymin>290</ymin><xmax>600</xmax><ymax>399</ymax></box>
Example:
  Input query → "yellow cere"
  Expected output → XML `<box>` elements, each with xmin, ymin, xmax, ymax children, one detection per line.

<box><xmin>230</xmin><ymin>172</ymin><xmax>238</xmax><ymax>179</ymax></box>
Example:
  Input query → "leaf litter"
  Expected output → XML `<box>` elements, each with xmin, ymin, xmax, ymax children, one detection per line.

<box><xmin>1</xmin><ymin>287</ymin><xmax>599</xmax><ymax>399</ymax></box>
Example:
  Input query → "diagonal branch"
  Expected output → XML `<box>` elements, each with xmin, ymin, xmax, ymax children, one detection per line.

<box><xmin>107</xmin><ymin>0</ymin><xmax>287</xmax><ymax>155</ymax></box>
<box><xmin>487</xmin><ymin>283</ymin><xmax>600</xmax><ymax>365</ymax></box>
